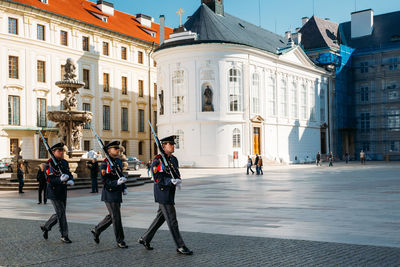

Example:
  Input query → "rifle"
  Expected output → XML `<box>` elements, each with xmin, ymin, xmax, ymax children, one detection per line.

<box><xmin>38</xmin><ymin>130</ymin><xmax>66</xmax><ymax>177</ymax></box>
<box><xmin>148</xmin><ymin>121</ymin><xmax>180</xmax><ymax>179</ymax></box>
<box><xmin>91</xmin><ymin>127</ymin><xmax>124</xmax><ymax>179</ymax></box>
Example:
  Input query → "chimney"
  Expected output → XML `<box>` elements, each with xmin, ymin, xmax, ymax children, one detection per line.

<box><xmin>302</xmin><ymin>16</ymin><xmax>309</xmax><ymax>26</ymax></box>
<box><xmin>96</xmin><ymin>0</ymin><xmax>114</xmax><ymax>16</ymax></box>
<box><xmin>202</xmin><ymin>0</ymin><xmax>224</xmax><ymax>16</ymax></box>
<box><xmin>159</xmin><ymin>15</ymin><xmax>165</xmax><ymax>45</ymax></box>
<box><xmin>136</xmin><ymin>13</ymin><xmax>153</xmax><ymax>28</ymax></box>
<box><xmin>293</xmin><ymin>32</ymin><xmax>302</xmax><ymax>45</ymax></box>
<box><xmin>325</xmin><ymin>18</ymin><xmax>330</xmax><ymax>21</ymax></box>
<box><xmin>285</xmin><ymin>31</ymin><xmax>291</xmax><ymax>39</ymax></box>
<box><xmin>351</xmin><ymin>9</ymin><xmax>373</xmax><ymax>38</ymax></box>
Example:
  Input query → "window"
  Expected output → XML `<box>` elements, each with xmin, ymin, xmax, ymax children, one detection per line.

<box><xmin>251</xmin><ymin>73</ymin><xmax>260</xmax><ymax>114</ymax></box>
<box><xmin>232</xmin><ymin>128</ymin><xmax>241</xmax><ymax>148</ymax></box>
<box><xmin>121</xmin><ymin>107</ymin><xmax>128</xmax><ymax>131</ymax></box>
<box><xmin>360</xmin><ymin>86</ymin><xmax>369</xmax><ymax>102</ymax></box>
<box><xmin>138</xmin><ymin>109</ymin><xmax>145</xmax><ymax>132</ymax></box>
<box><xmin>121</xmin><ymin>47</ymin><xmax>127</xmax><ymax>60</ymax></box>
<box><xmin>309</xmin><ymin>85</ymin><xmax>316</xmax><ymax>121</ymax></box>
<box><xmin>83</xmin><ymin>69</ymin><xmax>90</xmax><ymax>89</ymax></box>
<box><xmin>37</xmin><ymin>60</ymin><xmax>46</xmax><ymax>82</ymax></box>
<box><xmin>10</xmin><ymin>139</ymin><xmax>19</xmax><ymax>155</ymax></box>
<box><xmin>389</xmin><ymin>58</ymin><xmax>398</xmax><ymax>70</ymax></box>
<box><xmin>37</xmin><ymin>24</ymin><xmax>45</xmax><ymax>40</ymax></box>
<box><xmin>138</xmin><ymin>51</ymin><xmax>143</xmax><ymax>64</ymax></box>
<box><xmin>60</xmin><ymin>30</ymin><xmax>68</xmax><ymax>46</ymax></box>
<box><xmin>360</xmin><ymin>113</ymin><xmax>370</xmax><ymax>133</ymax></box>
<box><xmin>61</xmin><ymin>65</ymin><xmax>65</xmax><ymax>80</ymax></box>
<box><xmin>279</xmin><ymin>79</ymin><xmax>288</xmax><ymax>117</ymax></box>
<box><xmin>138</xmin><ymin>141</ymin><xmax>143</xmax><ymax>155</ymax></box>
<box><xmin>8</xmin><ymin>56</ymin><xmax>18</xmax><ymax>79</ymax></box>
<box><xmin>291</xmin><ymin>82</ymin><xmax>298</xmax><ymax>118</ymax></box>
<box><xmin>122</xmin><ymin>76</ymin><xmax>128</xmax><ymax>95</ymax></box>
<box><xmin>37</xmin><ymin>98</ymin><xmax>47</xmax><ymax>127</ymax></box>
<box><xmin>39</xmin><ymin>138</ymin><xmax>48</xmax><ymax>159</ymax></box>
<box><xmin>8</xmin><ymin>18</ymin><xmax>18</xmax><ymax>35</ymax></box>
<box><xmin>83</xmin><ymin>103</ymin><xmax>91</xmax><ymax>129</ymax></box>
<box><xmin>103</xmin><ymin>105</ymin><xmax>110</xmax><ymax>130</ymax></box>
<box><xmin>153</xmin><ymin>83</ymin><xmax>157</xmax><ymax>100</ymax></box>
<box><xmin>362</xmin><ymin>142</ymin><xmax>370</xmax><ymax>152</ymax></box>
<box><xmin>153</xmin><ymin>60</ymin><xmax>157</xmax><ymax>67</ymax></box>
<box><xmin>82</xmin><ymin>36</ymin><xmax>89</xmax><ymax>51</ymax></box>
<box><xmin>84</xmin><ymin>140</ymin><xmax>90</xmax><ymax>151</ymax></box>
<box><xmin>320</xmin><ymin>87</ymin><xmax>325</xmax><ymax>121</ymax></box>
<box><xmin>138</xmin><ymin>80</ymin><xmax>144</xmax><ymax>97</ymax></box>
<box><xmin>390</xmin><ymin>141</ymin><xmax>400</xmax><ymax>152</ymax></box>
<box><xmin>175</xmin><ymin>130</ymin><xmax>184</xmax><ymax>149</ymax></box>
<box><xmin>268</xmin><ymin>77</ymin><xmax>276</xmax><ymax>116</ymax></box>
<box><xmin>300</xmin><ymin>84</ymin><xmax>307</xmax><ymax>120</ymax></box>
<box><xmin>172</xmin><ymin>70</ymin><xmax>185</xmax><ymax>113</ymax></box>
<box><xmin>154</xmin><ymin>110</ymin><xmax>157</xmax><ymax>132</ymax></box>
<box><xmin>228</xmin><ymin>68</ymin><xmax>242</xmax><ymax>112</ymax></box>
<box><xmin>360</xmin><ymin>62</ymin><xmax>368</xmax><ymax>73</ymax></box>
<box><xmin>103</xmin><ymin>73</ymin><xmax>110</xmax><ymax>92</ymax></box>
<box><xmin>8</xmin><ymin>95</ymin><xmax>20</xmax><ymax>125</ymax></box>
<box><xmin>103</xmin><ymin>42</ymin><xmax>109</xmax><ymax>56</ymax></box>
<box><xmin>388</xmin><ymin>110</ymin><xmax>400</xmax><ymax>131</ymax></box>
<box><xmin>389</xmin><ymin>90</ymin><xmax>398</xmax><ymax>100</ymax></box>
<box><xmin>40</xmin><ymin>0</ymin><xmax>48</xmax><ymax>4</ymax></box>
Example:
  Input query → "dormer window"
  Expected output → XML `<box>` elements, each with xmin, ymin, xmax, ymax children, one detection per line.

<box><xmin>40</xmin><ymin>0</ymin><xmax>48</xmax><ymax>4</ymax></box>
<box><xmin>102</xmin><ymin>17</ymin><xmax>108</xmax><ymax>22</ymax></box>
<box><xmin>89</xmin><ymin>11</ymin><xmax>109</xmax><ymax>23</ymax></box>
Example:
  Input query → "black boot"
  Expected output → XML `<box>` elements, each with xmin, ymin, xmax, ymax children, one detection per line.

<box><xmin>60</xmin><ymin>236</ymin><xmax>72</xmax><ymax>243</ymax></box>
<box><xmin>177</xmin><ymin>246</ymin><xmax>193</xmax><ymax>255</ymax></box>
<box><xmin>138</xmin><ymin>237</ymin><xmax>153</xmax><ymax>250</ymax></box>
<box><xmin>91</xmin><ymin>229</ymin><xmax>100</xmax><ymax>244</ymax></box>
<box><xmin>117</xmin><ymin>241</ymin><xmax>128</xmax><ymax>248</ymax></box>
<box><xmin>40</xmin><ymin>225</ymin><xmax>48</xmax><ymax>240</ymax></box>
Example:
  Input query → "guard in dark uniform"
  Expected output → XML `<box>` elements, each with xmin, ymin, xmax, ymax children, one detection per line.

<box><xmin>138</xmin><ymin>135</ymin><xmax>193</xmax><ymax>255</ymax></box>
<box><xmin>91</xmin><ymin>141</ymin><xmax>128</xmax><ymax>248</ymax></box>
<box><xmin>40</xmin><ymin>143</ymin><xmax>74</xmax><ymax>243</ymax></box>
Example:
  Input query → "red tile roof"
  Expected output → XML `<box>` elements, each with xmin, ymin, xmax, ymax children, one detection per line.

<box><xmin>9</xmin><ymin>0</ymin><xmax>172</xmax><ymax>45</ymax></box>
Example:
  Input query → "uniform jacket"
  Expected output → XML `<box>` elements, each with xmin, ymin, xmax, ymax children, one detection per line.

<box><xmin>45</xmin><ymin>159</ymin><xmax>73</xmax><ymax>201</ymax></box>
<box><xmin>100</xmin><ymin>158</ymin><xmax>126</xmax><ymax>203</ymax></box>
<box><xmin>152</xmin><ymin>154</ymin><xmax>180</xmax><ymax>205</ymax></box>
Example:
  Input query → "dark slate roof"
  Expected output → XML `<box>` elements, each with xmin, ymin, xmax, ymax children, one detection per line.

<box><xmin>299</xmin><ymin>16</ymin><xmax>339</xmax><ymax>51</ymax></box>
<box><xmin>158</xmin><ymin>4</ymin><xmax>287</xmax><ymax>54</ymax></box>
<box><xmin>339</xmin><ymin>10</ymin><xmax>400</xmax><ymax>51</ymax></box>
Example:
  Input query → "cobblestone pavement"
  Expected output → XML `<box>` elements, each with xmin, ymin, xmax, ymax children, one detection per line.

<box><xmin>0</xmin><ymin>218</ymin><xmax>399</xmax><ymax>267</ymax></box>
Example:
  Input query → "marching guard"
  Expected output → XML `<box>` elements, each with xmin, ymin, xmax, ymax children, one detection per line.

<box><xmin>138</xmin><ymin>135</ymin><xmax>193</xmax><ymax>255</ymax></box>
<box><xmin>91</xmin><ymin>141</ymin><xmax>129</xmax><ymax>248</ymax></box>
<box><xmin>40</xmin><ymin>142</ymin><xmax>74</xmax><ymax>243</ymax></box>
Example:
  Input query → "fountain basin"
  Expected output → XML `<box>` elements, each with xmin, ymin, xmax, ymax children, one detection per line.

<box><xmin>47</xmin><ymin>111</ymin><xmax>92</xmax><ymax>123</ymax></box>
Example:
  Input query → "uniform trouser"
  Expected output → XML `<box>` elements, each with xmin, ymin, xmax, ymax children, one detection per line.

<box><xmin>142</xmin><ymin>204</ymin><xmax>185</xmax><ymax>248</ymax></box>
<box><xmin>91</xmin><ymin>176</ymin><xmax>98</xmax><ymax>192</ymax></box>
<box><xmin>38</xmin><ymin>182</ymin><xmax>47</xmax><ymax>203</ymax></box>
<box><xmin>44</xmin><ymin>199</ymin><xmax>68</xmax><ymax>237</ymax></box>
<box><xmin>94</xmin><ymin>202</ymin><xmax>124</xmax><ymax>243</ymax></box>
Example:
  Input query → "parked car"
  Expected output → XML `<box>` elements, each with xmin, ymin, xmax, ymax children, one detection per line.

<box><xmin>0</xmin><ymin>157</ymin><xmax>13</xmax><ymax>173</ymax></box>
<box><xmin>0</xmin><ymin>161</ymin><xmax>8</xmax><ymax>173</ymax></box>
<box><xmin>127</xmin><ymin>157</ymin><xmax>143</xmax><ymax>170</ymax></box>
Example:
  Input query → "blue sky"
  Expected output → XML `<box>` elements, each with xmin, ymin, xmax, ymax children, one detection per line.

<box><xmin>109</xmin><ymin>0</ymin><xmax>400</xmax><ymax>36</ymax></box>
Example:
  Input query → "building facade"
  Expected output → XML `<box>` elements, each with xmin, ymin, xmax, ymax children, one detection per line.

<box><xmin>154</xmin><ymin>1</ymin><xmax>331</xmax><ymax>167</ymax></box>
<box><xmin>0</xmin><ymin>0</ymin><xmax>171</xmax><ymax>161</ymax></box>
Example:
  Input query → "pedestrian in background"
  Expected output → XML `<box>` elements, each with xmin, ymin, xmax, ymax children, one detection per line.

<box><xmin>345</xmin><ymin>152</ymin><xmax>349</xmax><ymax>164</ymax></box>
<box><xmin>87</xmin><ymin>158</ymin><xmax>99</xmax><ymax>193</ymax></box>
<box><xmin>246</xmin><ymin>156</ymin><xmax>254</xmax><ymax>175</ymax></box>
<box><xmin>146</xmin><ymin>160</ymin><xmax>152</xmax><ymax>177</ymax></box>
<box><xmin>316</xmin><ymin>152</ymin><xmax>321</xmax><ymax>166</ymax></box>
<box><xmin>328</xmin><ymin>152</ymin><xmax>333</xmax><ymax>167</ymax></box>
<box><xmin>360</xmin><ymin>150</ymin><xmax>366</xmax><ymax>165</ymax></box>
<box><xmin>257</xmin><ymin>155</ymin><xmax>263</xmax><ymax>175</ymax></box>
<box><xmin>37</xmin><ymin>163</ymin><xmax>47</xmax><ymax>204</ymax></box>
<box><xmin>17</xmin><ymin>162</ymin><xmax>24</xmax><ymax>194</ymax></box>
<box><xmin>254</xmin><ymin>154</ymin><xmax>260</xmax><ymax>175</ymax></box>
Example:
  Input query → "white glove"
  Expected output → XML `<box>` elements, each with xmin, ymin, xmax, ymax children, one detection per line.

<box><xmin>117</xmin><ymin>177</ymin><xmax>127</xmax><ymax>185</ymax></box>
<box><xmin>123</xmin><ymin>188</ymin><xmax>128</xmax><ymax>195</ymax></box>
<box><xmin>66</xmin><ymin>180</ymin><xmax>74</xmax><ymax>186</ymax></box>
<box><xmin>171</xmin><ymin>178</ymin><xmax>182</xmax><ymax>185</ymax></box>
<box><xmin>60</xmin><ymin>174</ymin><xmax>69</xmax><ymax>182</ymax></box>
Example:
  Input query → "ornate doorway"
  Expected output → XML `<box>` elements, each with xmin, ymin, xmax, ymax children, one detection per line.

<box><xmin>253</xmin><ymin>127</ymin><xmax>261</xmax><ymax>155</ymax></box>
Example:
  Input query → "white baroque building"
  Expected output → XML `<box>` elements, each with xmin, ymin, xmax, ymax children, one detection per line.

<box><xmin>153</xmin><ymin>1</ymin><xmax>332</xmax><ymax>167</ymax></box>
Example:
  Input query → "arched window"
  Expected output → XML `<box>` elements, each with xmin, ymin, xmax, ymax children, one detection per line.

<box><xmin>267</xmin><ymin>76</ymin><xmax>276</xmax><ymax>116</ymax></box>
<box><xmin>251</xmin><ymin>73</ymin><xmax>260</xmax><ymax>114</ymax></box>
<box><xmin>175</xmin><ymin>129</ymin><xmax>184</xmax><ymax>149</ymax></box>
<box><xmin>320</xmin><ymin>87</ymin><xmax>325</xmax><ymax>121</ymax></box>
<box><xmin>279</xmin><ymin>79</ymin><xmax>288</xmax><ymax>117</ymax></box>
<box><xmin>291</xmin><ymin>82</ymin><xmax>298</xmax><ymax>118</ymax></box>
<box><xmin>228</xmin><ymin>68</ymin><xmax>242</xmax><ymax>112</ymax></box>
<box><xmin>172</xmin><ymin>70</ymin><xmax>185</xmax><ymax>113</ymax></box>
<box><xmin>232</xmin><ymin>128</ymin><xmax>241</xmax><ymax>148</ymax></box>
<box><xmin>121</xmin><ymin>140</ymin><xmax>127</xmax><ymax>155</ymax></box>
<box><xmin>138</xmin><ymin>141</ymin><xmax>143</xmax><ymax>155</ymax></box>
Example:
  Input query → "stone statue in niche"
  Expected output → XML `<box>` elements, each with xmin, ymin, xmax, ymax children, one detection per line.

<box><xmin>202</xmin><ymin>85</ymin><xmax>214</xmax><ymax>112</ymax></box>
<box><xmin>159</xmin><ymin>90</ymin><xmax>164</xmax><ymax>115</ymax></box>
